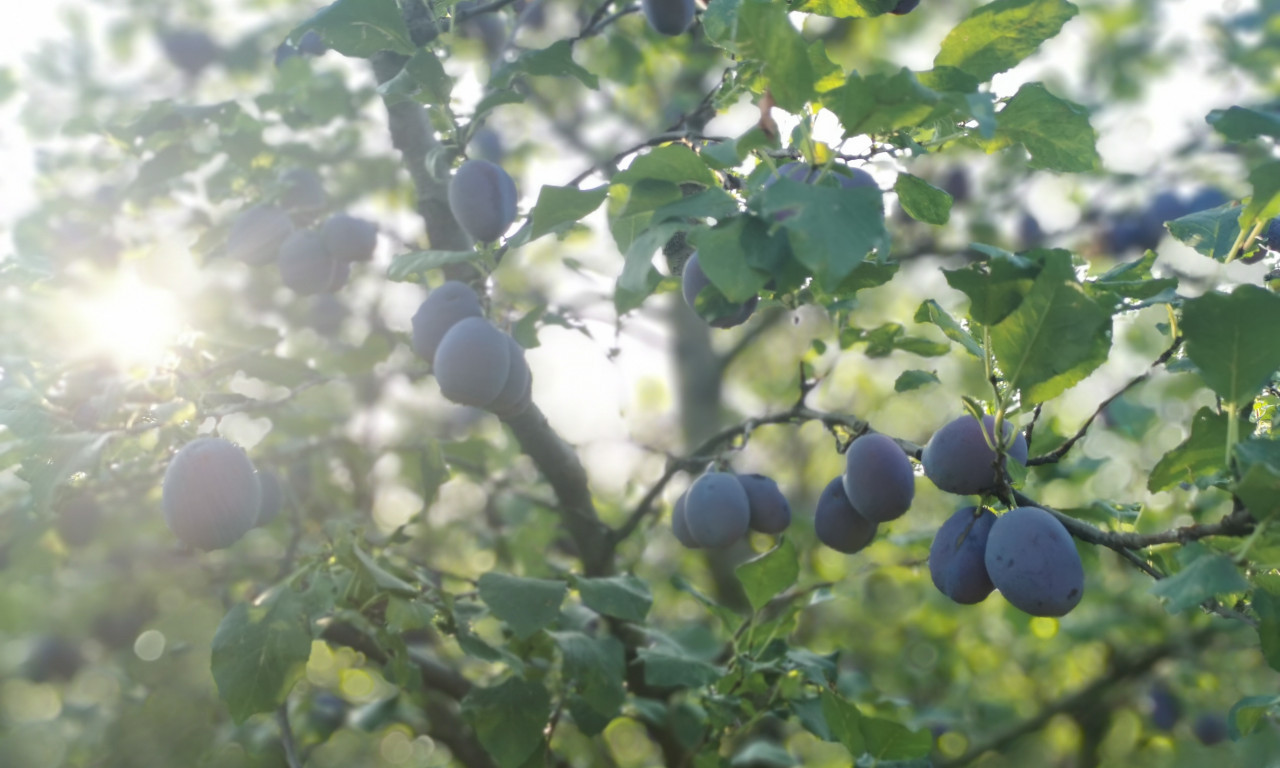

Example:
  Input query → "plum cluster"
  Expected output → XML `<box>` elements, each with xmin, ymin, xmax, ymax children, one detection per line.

<box><xmin>813</xmin><ymin>433</ymin><xmax>914</xmax><ymax>554</ymax></box>
<box><xmin>411</xmin><ymin>281</ymin><xmax>533</xmax><ymax>418</ymax></box>
<box><xmin>1102</xmin><ymin>187</ymin><xmax>1228</xmax><ymax>254</ymax></box>
<box><xmin>672</xmin><ymin>472</ymin><xmax>791</xmax><ymax>549</ymax></box>
<box><xmin>161</xmin><ymin>437</ymin><xmax>283</xmax><ymax>551</ymax></box>
<box><xmin>448</xmin><ymin>159</ymin><xmax>519</xmax><ymax>244</ymax></box>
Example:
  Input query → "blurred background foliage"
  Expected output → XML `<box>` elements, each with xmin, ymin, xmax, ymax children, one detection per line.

<box><xmin>1</xmin><ymin>0</ymin><xmax>1280</xmax><ymax>767</ymax></box>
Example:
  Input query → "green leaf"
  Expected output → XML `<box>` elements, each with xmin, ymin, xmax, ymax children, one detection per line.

<box><xmin>820</xmin><ymin>689</ymin><xmax>866</xmax><ymax>755</ymax></box>
<box><xmin>894</xmin><ymin>174</ymin><xmax>952</xmax><ymax>225</ymax></box>
<box><xmin>1149</xmin><ymin>554</ymin><xmax>1248</xmax><ymax>613</ymax></box>
<box><xmin>1167</xmin><ymin>204</ymin><xmax>1243</xmax><ymax>261</ymax></box>
<box><xmin>1254</xmin><ymin>588</ymin><xmax>1280</xmax><ymax>673</ymax></box>
<box><xmin>835</xmin><ymin>259</ymin><xmax>899</xmax><ymax>294</ymax></box>
<box><xmin>477</xmin><ymin>573</ymin><xmax>568</xmax><ymax>639</ymax></box>
<box><xmin>1181</xmin><ymin>284</ymin><xmax>1280</xmax><ymax>405</ymax></box>
<box><xmin>462</xmin><ymin>677</ymin><xmax>552</xmax><ymax>768</ymax></box>
<box><xmin>549</xmin><ymin>631</ymin><xmax>626</xmax><ymax>718</ymax></box>
<box><xmin>377</xmin><ymin>49</ymin><xmax>452</xmax><ymax>106</ymax></box>
<box><xmin>351</xmin><ymin>543</ymin><xmax>419</xmax><ymax>597</ymax></box>
<box><xmin>733</xmin><ymin>0</ymin><xmax>815</xmax><ymax>113</ymax></box>
<box><xmin>387</xmin><ymin>250</ymin><xmax>480</xmax><ymax>282</ymax></box>
<box><xmin>942</xmin><ymin>250</ymin><xmax>1040</xmax><ymax>325</ymax></box>
<box><xmin>235</xmin><ymin>353</ymin><xmax>317</xmax><ymax>387</ymax></box>
<box><xmin>617</xmin><ymin>220</ymin><xmax>685</xmax><ymax>295</ymax></box>
<box><xmin>989</xmin><ymin>250</ymin><xmax>1112</xmax><ymax>404</ymax></box>
<box><xmin>637</xmin><ymin>648</ymin><xmax>722</xmax><ymax>688</ymax></box>
<box><xmin>614</xmin><ymin>145</ymin><xmax>717</xmax><ymax>188</ymax></box>
<box><xmin>1228</xmin><ymin>694</ymin><xmax>1280</xmax><ymax>739</ymax></box>
<box><xmin>934</xmin><ymin>0</ymin><xmax>1079</xmax><ymax>82</ymax></box>
<box><xmin>1241</xmin><ymin>160</ymin><xmax>1280</xmax><ymax>235</ymax></box>
<box><xmin>993</xmin><ymin>83</ymin><xmax>1099</xmax><ymax>172</ymax></box>
<box><xmin>1207</xmin><ymin>104</ymin><xmax>1280</xmax><ymax>142</ymax></box>
<box><xmin>650</xmin><ymin>187</ymin><xmax>741</xmax><ymax>225</ymax></box>
<box><xmin>759</xmin><ymin>180</ymin><xmax>886</xmax><ymax>288</ymax></box>
<box><xmin>894</xmin><ymin>369</ymin><xmax>940</xmax><ymax>392</ymax></box>
<box><xmin>841</xmin><ymin>323</ymin><xmax>950</xmax><ymax>358</ymax></box>
<box><xmin>1148</xmin><ymin>407</ymin><xmax>1243</xmax><ymax>492</ymax></box>
<box><xmin>210</xmin><ymin>588</ymin><xmax>313</xmax><ymax>723</ymax></box>
<box><xmin>1088</xmin><ymin>250</ymin><xmax>1179</xmax><ymax>300</ymax></box>
<box><xmin>294</xmin><ymin>0</ymin><xmax>416</xmax><ymax>58</ymax></box>
<box><xmin>529</xmin><ymin>185</ymin><xmax>608</xmax><ymax>241</ymax></box>
<box><xmin>1233</xmin><ymin>439</ymin><xmax>1280</xmax><ymax>522</ymax></box>
<box><xmin>576</xmin><ymin>574</ymin><xmax>653</xmax><ymax>622</ymax></box>
<box><xmin>494</xmin><ymin>40</ymin><xmax>598</xmax><ymax>89</ymax></box>
<box><xmin>736</xmin><ymin>538</ymin><xmax>799</xmax><ymax>611</ymax></box>
<box><xmin>688</xmin><ymin>217</ymin><xmax>780</xmax><ymax>302</ymax></box>
<box><xmin>913</xmin><ymin>300</ymin><xmax>983</xmax><ymax>358</ymax></box>
<box><xmin>827</xmin><ymin>69</ymin><xmax>941</xmax><ymax>138</ymax></box>
<box><xmin>791</xmin><ymin>0</ymin><xmax>896</xmax><ymax>19</ymax></box>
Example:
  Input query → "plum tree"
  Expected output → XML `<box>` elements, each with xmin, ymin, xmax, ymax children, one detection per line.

<box><xmin>670</xmin><ymin>492</ymin><xmax>701</xmax><ymax>549</ymax></box>
<box><xmin>321</xmin><ymin>214</ymin><xmax>378</xmax><ymax>263</ymax></box>
<box><xmin>162</xmin><ymin>436</ymin><xmax>262</xmax><ymax>551</ymax></box>
<box><xmin>278</xmin><ymin>230</ymin><xmax>348</xmax><ymax>295</ymax></box>
<box><xmin>256</xmin><ymin>469</ymin><xmax>281</xmax><ymax>526</ymax></box>
<box><xmin>447</xmin><ymin>159</ymin><xmax>518</xmax><ymax>243</ymax></box>
<box><xmin>411</xmin><ymin>281</ymin><xmax>485</xmax><ymax>362</ymax></box>
<box><xmin>488</xmin><ymin>336</ymin><xmax>533</xmax><ymax>418</ymax></box>
<box><xmin>642</xmin><ymin>0</ymin><xmax>696</xmax><ymax>36</ymax></box>
<box><xmin>227</xmin><ymin>205</ymin><xmax>294</xmax><ymax>265</ymax></box>
<box><xmin>922</xmin><ymin>414</ymin><xmax>1027</xmax><ymax>496</ymax></box>
<box><xmin>681</xmin><ymin>253</ymin><xmax>758</xmax><ymax>328</ymax></box>
<box><xmin>55</xmin><ymin>492</ymin><xmax>102</xmax><ymax>548</ymax></box>
<box><xmin>279</xmin><ymin>168</ymin><xmax>327</xmax><ymax>214</ymax></box>
<box><xmin>890</xmin><ymin>0</ymin><xmax>921</xmax><ymax>13</ymax></box>
<box><xmin>928</xmin><ymin>506</ymin><xmax>997</xmax><ymax>604</ymax></box>
<box><xmin>158</xmin><ymin>29</ymin><xmax>220</xmax><ymax>75</ymax></box>
<box><xmin>433</xmin><ymin>317</ymin><xmax>513</xmax><ymax>407</ymax></box>
<box><xmin>841</xmin><ymin>433</ymin><xmax>914</xmax><ymax>522</ymax></box>
<box><xmin>983</xmin><ymin>506</ymin><xmax>1084</xmax><ymax>617</ymax></box>
<box><xmin>1193</xmin><ymin>713</ymin><xmax>1228</xmax><ymax>746</ymax></box>
<box><xmin>683</xmin><ymin>472</ymin><xmax>751</xmax><ymax>548</ymax></box>
<box><xmin>814</xmin><ymin>476</ymin><xmax>878</xmax><ymax>554</ymax></box>
<box><xmin>736</xmin><ymin>473</ymin><xmax>791</xmax><ymax>534</ymax></box>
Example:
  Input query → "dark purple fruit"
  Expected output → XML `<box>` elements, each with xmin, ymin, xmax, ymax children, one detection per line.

<box><xmin>642</xmin><ymin>0</ymin><xmax>696</xmax><ymax>36</ymax></box>
<box><xmin>433</xmin><ymin>317</ymin><xmax>512</xmax><ymax>407</ymax></box>
<box><xmin>448</xmin><ymin>160</ymin><xmax>518</xmax><ymax>243</ymax></box>
<box><xmin>814</xmin><ymin>477</ymin><xmax>877</xmax><ymax>554</ymax></box>
<box><xmin>928</xmin><ymin>507</ymin><xmax>996</xmax><ymax>604</ymax></box>
<box><xmin>684</xmin><ymin>472</ymin><xmax>750</xmax><ymax>549</ymax></box>
<box><xmin>321</xmin><ymin>214</ymin><xmax>378</xmax><ymax>263</ymax></box>
<box><xmin>737</xmin><ymin>473</ymin><xmax>791</xmax><ymax>534</ymax></box>
<box><xmin>227</xmin><ymin>205</ymin><xmax>294</xmax><ymax>265</ymax></box>
<box><xmin>984</xmin><ymin>506</ymin><xmax>1083</xmax><ymax>617</ymax></box>
<box><xmin>411</xmin><ymin>281</ymin><xmax>485</xmax><ymax>363</ymax></box>
<box><xmin>922</xmin><ymin>414</ymin><xmax>1027</xmax><ymax>496</ymax></box>
<box><xmin>671</xmin><ymin>492</ymin><xmax>701</xmax><ymax>549</ymax></box>
<box><xmin>842</xmin><ymin>433</ymin><xmax>914</xmax><ymax>523</ymax></box>
<box><xmin>162</xmin><ymin>437</ymin><xmax>261</xmax><ymax>551</ymax></box>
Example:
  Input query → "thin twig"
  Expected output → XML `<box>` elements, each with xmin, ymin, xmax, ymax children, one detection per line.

<box><xmin>278</xmin><ymin>705</ymin><xmax>302</xmax><ymax>768</ymax></box>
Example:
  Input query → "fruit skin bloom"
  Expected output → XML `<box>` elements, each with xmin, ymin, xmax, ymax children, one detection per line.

<box><xmin>162</xmin><ymin>437</ymin><xmax>261</xmax><ymax>551</ymax></box>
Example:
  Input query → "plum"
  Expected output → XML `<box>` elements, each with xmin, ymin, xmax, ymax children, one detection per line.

<box><xmin>411</xmin><ymin>281</ymin><xmax>485</xmax><ymax>362</ymax></box>
<box><xmin>1148</xmin><ymin>684</ymin><xmax>1181</xmax><ymax>731</ymax></box>
<box><xmin>278</xmin><ymin>230</ymin><xmax>347</xmax><ymax>295</ymax></box>
<box><xmin>681</xmin><ymin>253</ymin><xmax>758</xmax><ymax>329</ymax></box>
<box><xmin>488</xmin><ymin>335</ymin><xmax>533</xmax><ymax>418</ymax></box>
<box><xmin>448</xmin><ymin>159</ymin><xmax>518</xmax><ymax>243</ymax></box>
<box><xmin>162</xmin><ymin>436</ymin><xmax>261</xmax><ymax>550</ymax></box>
<box><xmin>671</xmin><ymin>492</ymin><xmax>701</xmax><ymax>548</ymax></box>
<box><xmin>279</xmin><ymin>168</ymin><xmax>327</xmax><ymax>213</ymax></box>
<box><xmin>310</xmin><ymin>293</ymin><xmax>348</xmax><ymax>336</ymax></box>
<box><xmin>983</xmin><ymin>506</ymin><xmax>1084</xmax><ymax>617</ymax></box>
<box><xmin>55</xmin><ymin>493</ymin><xmax>102</xmax><ymax>548</ymax></box>
<box><xmin>737</xmin><ymin>473</ymin><xmax>791</xmax><ymax>534</ymax></box>
<box><xmin>298</xmin><ymin>29</ymin><xmax>327</xmax><ymax>56</ymax></box>
<box><xmin>433</xmin><ymin>317</ymin><xmax>512</xmax><ymax>407</ymax></box>
<box><xmin>642</xmin><ymin>0</ymin><xmax>696</xmax><ymax>36</ymax></box>
<box><xmin>23</xmin><ymin>636</ymin><xmax>84</xmax><ymax>683</ymax></box>
<box><xmin>227</xmin><ymin>205</ymin><xmax>294</xmax><ymax>265</ymax></box>
<box><xmin>274</xmin><ymin>42</ymin><xmax>300</xmax><ymax>68</ymax></box>
<box><xmin>684</xmin><ymin>472</ymin><xmax>751</xmax><ymax>549</ymax></box>
<box><xmin>470</xmin><ymin>127</ymin><xmax>505</xmax><ymax>164</ymax></box>
<box><xmin>842</xmin><ymin>433</ymin><xmax>914</xmax><ymax>523</ymax></box>
<box><xmin>159</xmin><ymin>29</ymin><xmax>220</xmax><ymax>75</ymax></box>
<box><xmin>256</xmin><ymin>468</ymin><xmax>281</xmax><ymax>526</ymax></box>
<box><xmin>922</xmin><ymin>414</ymin><xmax>1027</xmax><ymax>496</ymax></box>
<box><xmin>928</xmin><ymin>507</ymin><xmax>996</xmax><ymax>604</ymax></box>
<box><xmin>814</xmin><ymin>477</ymin><xmax>878</xmax><ymax>554</ymax></box>
<box><xmin>321</xmin><ymin>214</ymin><xmax>378</xmax><ymax>263</ymax></box>
<box><xmin>1192</xmin><ymin>713</ymin><xmax>1228</xmax><ymax>746</ymax></box>
<box><xmin>890</xmin><ymin>0</ymin><xmax>920</xmax><ymax>13</ymax></box>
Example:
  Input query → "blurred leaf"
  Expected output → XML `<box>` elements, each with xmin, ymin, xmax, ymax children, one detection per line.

<box><xmin>1241</xmin><ymin>160</ymin><xmax>1280</xmax><ymax>235</ymax></box>
<box><xmin>576</xmin><ymin>574</ymin><xmax>653</xmax><ymax>622</ymax></box>
<box><xmin>736</xmin><ymin>538</ymin><xmax>799</xmax><ymax>611</ymax></box>
<box><xmin>1150</xmin><ymin>554</ymin><xmax>1248</xmax><ymax>613</ymax></box>
<box><xmin>913</xmin><ymin>300</ymin><xmax>983</xmax><ymax>358</ymax></box>
<box><xmin>1254</xmin><ymin>588</ymin><xmax>1280</xmax><ymax>673</ymax></box>
<box><xmin>351</xmin><ymin>544</ymin><xmax>418</xmax><ymax>596</ymax></box>
<box><xmin>388</xmin><ymin>250</ymin><xmax>481</xmax><ymax>282</ymax></box>
<box><xmin>894</xmin><ymin>173</ymin><xmax>951</xmax><ymax>225</ymax></box>
<box><xmin>211</xmin><ymin>588</ymin><xmax>313</xmax><ymax>723</ymax></box>
<box><xmin>731</xmin><ymin>741</ymin><xmax>796</xmax><ymax>767</ymax></box>
<box><xmin>942</xmin><ymin>250</ymin><xmax>1040</xmax><ymax>325</ymax></box>
<box><xmin>1233</xmin><ymin>439</ymin><xmax>1280</xmax><ymax>522</ymax></box>
<box><xmin>477</xmin><ymin>572</ymin><xmax>567</xmax><ymax>639</ymax></box>
<box><xmin>1148</xmin><ymin>407</ymin><xmax>1242</xmax><ymax>492</ymax></box>
<box><xmin>820</xmin><ymin>690</ymin><xmax>866</xmax><ymax>754</ymax></box>
<box><xmin>1208</xmin><ymin>104</ymin><xmax>1280</xmax><ymax>142</ymax></box>
<box><xmin>894</xmin><ymin>370</ymin><xmax>940</xmax><ymax>392</ymax></box>
<box><xmin>1181</xmin><ymin>284</ymin><xmax>1280</xmax><ymax>404</ymax></box>
<box><xmin>935</xmin><ymin>0</ymin><xmax>1079</xmax><ymax>82</ymax></box>
<box><xmin>377</xmin><ymin>49</ymin><xmax>452</xmax><ymax>106</ymax></box>
<box><xmin>614</xmin><ymin>145</ymin><xmax>717</xmax><ymax>188</ymax></box>
<box><xmin>759</xmin><ymin>180</ymin><xmax>887</xmax><ymax>288</ymax></box>
<box><xmin>650</xmin><ymin>187</ymin><xmax>741</xmax><ymax>225</ymax></box>
<box><xmin>294</xmin><ymin>0</ymin><xmax>416</xmax><ymax>58</ymax></box>
<box><xmin>689</xmin><ymin>217</ymin><xmax>778</xmax><ymax>302</ymax></box>
<box><xmin>462</xmin><ymin>677</ymin><xmax>551</xmax><ymax>768</ymax></box>
<box><xmin>828</xmin><ymin>69</ymin><xmax>941</xmax><ymax>138</ymax></box>
<box><xmin>549</xmin><ymin>631</ymin><xmax>625</xmax><ymax>718</ymax></box>
<box><xmin>1088</xmin><ymin>250</ymin><xmax>1179</xmax><ymax>299</ymax></box>
<box><xmin>637</xmin><ymin>648</ymin><xmax>722</xmax><ymax>688</ymax></box>
<box><xmin>841</xmin><ymin>323</ymin><xmax>950</xmax><ymax>358</ymax></box>
<box><xmin>529</xmin><ymin>185</ymin><xmax>608</xmax><ymax>241</ymax></box>
<box><xmin>1228</xmin><ymin>694</ymin><xmax>1280</xmax><ymax>739</ymax></box>
<box><xmin>732</xmin><ymin>0</ymin><xmax>815</xmax><ymax>113</ymax></box>
<box><xmin>494</xmin><ymin>40</ymin><xmax>599</xmax><ymax>89</ymax></box>
<box><xmin>992</xmin><ymin>83</ymin><xmax>1099</xmax><ymax>172</ymax></box>
<box><xmin>235</xmin><ymin>354</ymin><xmax>316</xmax><ymax>388</ymax></box>
<box><xmin>1167</xmin><ymin>204</ymin><xmax>1243</xmax><ymax>261</ymax></box>
<box><xmin>791</xmin><ymin>0</ymin><xmax>896</xmax><ymax>19</ymax></box>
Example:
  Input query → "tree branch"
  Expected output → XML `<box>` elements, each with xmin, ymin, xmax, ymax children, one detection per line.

<box><xmin>277</xmin><ymin>705</ymin><xmax>302</xmax><ymax>768</ymax></box>
<box><xmin>1012</xmin><ymin>490</ymin><xmax>1255</xmax><ymax>552</ymax></box>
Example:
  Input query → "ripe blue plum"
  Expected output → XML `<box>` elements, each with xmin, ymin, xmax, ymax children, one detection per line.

<box><xmin>684</xmin><ymin>472</ymin><xmax>751</xmax><ymax>548</ymax></box>
<box><xmin>274</xmin><ymin>42</ymin><xmax>300</xmax><ymax>68</ymax></box>
<box><xmin>228</xmin><ymin>205</ymin><xmax>294</xmax><ymax>265</ymax></box>
<box><xmin>411</xmin><ymin>281</ymin><xmax>484</xmax><ymax>362</ymax></box>
<box><xmin>983</xmin><ymin>506</ymin><xmax>1084</xmax><ymax>617</ymax></box>
<box><xmin>922</xmin><ymin>414</ymin><xmax>1027</xmax><ymax>496</ymax></box>
<box><xmin>1148</xmin><ymin>684</ymin><xmax>1181</xmax><ymax>731</ymax></box>
<box><xmin>1263</xmin><ymin>218</ymin><xmax>1280</xmax><ymax>252</ymax></box>
<box><xmin>310</xmin><ymin>293</ymin><xmax>348</xmax><ymax>336</ymax></box>
<box><xmin>814</xmin><ymin>477</ymin><xmax>878</xmax><ymax>554</ymax></box>
<box><xmin>671</xmin><ymin>492</ymin><xmax>701</xmax><ymax>549</ymax></box>
<box><xmin>23</xmin><ymin>636</ymin><xmax>84</xmax><ymax>683</ymax></box>
<box><xmin>321</xmin><ymin>214</ymin><xmax>378</xmax><ymax>262</ymax></box>
<box><xmin>433</xmin><ymin>317</ymin><xmax>512</xmax><ymax>407</ymax></box>
<box><xmin>1192</xmin><ymin>713</ymin><xmax>1228</xmax><ymax>746</ymax></box>
<box><xmin>448</xmin><ymin>159</ymin><xmax>518</xmax><ymax>243</ymax></box>
<box><xmin>890</xmin><ymin>0</ymin><xmax>920</xmax><ymax>13</ymax></box>
<box><xmin>928</xmin><ymin>507</ymin><xmax>996</xmax><ymax>604</ymax></box>
<box><xmin>642</xmin><ymin>0</ymin><xmax>696</xmax><ymax>36</ymax></box>
<box><xmin>842</xmin><ymin>433</ymin><xmax>914</xmax><ymax>523</ymax></box>
<box><xmin>308</xmin><ymin>692</ymin><xmax>348</xmax><ymax>736</ymax></box>
<box><xmin>470</xmin><ymin>127</ymin><xmax>505</xmax><ymax>164</ymax></box>
<box><xmin>256</xmin><ymin>468</ymin><xmax>281</xmax><ymax>526</ymax></box>
<box><xmin>278</xmin><ymin>230</ymin><xmax>347</xmax><ymax>295</ymax></box>
<box><xmin>1186</xmin><ymin>187</ymin><xmax>1228</xmax><ymax>213</ymax></box>
<box><xmin>162</xmin><ymin>436</ymin><xmax>262</xmax><ymax>550</ymax></box>
<box><xmin>159</xmin><ymin>29</ymin><xmax>220</xmax><ymax>75</ymax></box>
<box><xmin>297</xmin><ymin>29</ymin><xmax>327</xmax><ymax>56</ymax></box>
<box><xmin>488</xmin><ymin>335</ymin><xmax>533</xmax><ymax>418</ymax></box>
<box><xmin>681</xmin><ymin>253</ymin><xmax>758</xmax><ymax>329</ymax></box>
<box><xmin>736</xmin><ymin>473</ymin><xmax>791</xmax><ymax>534</ymax></box>
<box><xmin>55</xmin><ymin>493</ymin><xmax>102</xmax><ymax>548</ymax></box>
<box><xmin>279</xmin><ymin>168</ymin><xmax>327</xmax><ymax>213</ymax></box>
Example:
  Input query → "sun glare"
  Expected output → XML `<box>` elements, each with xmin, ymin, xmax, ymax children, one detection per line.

<box><xmin>76</xmin><ymin>274</ymin><xmax>183</xmax><ymax>368</ymax></box>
